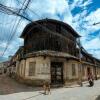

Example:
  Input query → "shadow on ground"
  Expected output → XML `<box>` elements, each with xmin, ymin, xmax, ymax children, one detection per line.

<box><xmin>0</xmin><ymin>75</ymin><xmax>42</xmax><ymax>95</ymax></box>
<box><xmin>95</xmin><ymin>95</ymin><xmax>100</xmax><ymax>100</ymax></box>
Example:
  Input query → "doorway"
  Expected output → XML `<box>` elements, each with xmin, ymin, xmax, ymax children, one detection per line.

<box><xmin>51</xmin><ymin>62</ymin><xmax>63</xmax><ymax>85</ymax></box>
<box><xmin>87</xmin><ymin>67</ymin><xmax>91</xmax><ymax>75</ymax></box>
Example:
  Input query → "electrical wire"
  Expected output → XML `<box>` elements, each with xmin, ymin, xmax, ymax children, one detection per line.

<box><xmin>0</xmin><ymin>0</ymin><xmax>30</xmax><ymax>57</ymax></box>
<box><xmin>0</xmin><ymin>1</ymin><xmax>98</xmax><ymax>60</ymax></box>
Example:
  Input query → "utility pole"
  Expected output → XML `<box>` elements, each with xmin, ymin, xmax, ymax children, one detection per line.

<box><xmin>0</xmin><ymin>0</ymin><xmax>31</xmax><ymax>57</ymax></box>
<box><xmin>94</xmin><ymin>59</ymin><xmax>97</xmax><ymax>80</ymax></box>
<box><xmin>78</xmin><ymin>38</ymin><xmax>83</xmax><ymax>87</ymax></box>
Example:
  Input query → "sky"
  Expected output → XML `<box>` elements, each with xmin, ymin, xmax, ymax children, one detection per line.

<box><xmin>0</xmin><ymin>0</ymin><xmax>100</xmax><ymax>62</ymax></box>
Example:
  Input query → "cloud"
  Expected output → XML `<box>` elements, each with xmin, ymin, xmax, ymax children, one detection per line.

<box><xmin>79</xmin><ymin>0</ymin><xmax>93</xmax><ymax>8</ymax></box>
<box><xmin>27</xmin><ymin>0</ymin><xmax>72</xmax><ymax>22</ymax></box>
<box><xmin>0</xmin><ymin>56</ymin><xmax>8</xmax><ymax>62</ymax></box>
<box><xmin>84</xmin><ymin>8</ymin><xmax>100</xmax><ymax>31</ymax></box>
<box><xmin>69</xmin><ymin>0</ymin><xmax>93</xmax><ymax>10</ymax></box>
<box><xmin>67</xmin><ymin>0</ymin><xmax>100</xmax><ymax>59</ymax></box>
<box><xmin>71</xmin><ymin>7</ymin><xmax>100</xmax><ymax>37</ymax></box>
<box><xmin>84</xmin><ymin>37</ymin><xmax>100</xmax><ymax>50</ymax></box>
<box><xmin>0</xmin><ymin>43</ymin><xmax>7</xmax><ymax>48</ymax></box>
<box><xmin>0</xmin><ymin>0</ymin><xmax>29</xmax><ymax>59</ymax></box>
<box><xmin>0</xmin><ymin>0</ymin><xmax>100</xmax><ymax>61</ymax></box>
<box><xmin>0</xmin><ymin>0</ymin><xmax>72</xmax><ymax>58</ymax></box>
<box><xmin>74</xmin><ymin>8</ymin><xmax>100</xmax><ymax>41</ymax></box>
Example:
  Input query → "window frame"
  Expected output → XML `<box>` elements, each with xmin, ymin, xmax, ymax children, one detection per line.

<box><xmin>72</xmin><ymin>64</ymin><xmax>76</xmax><ymax>76</ymax></box>
<box><xmin>29</xmin><ymin>62</ymin><xmax>36</xmax><ymax>76</ymax></box>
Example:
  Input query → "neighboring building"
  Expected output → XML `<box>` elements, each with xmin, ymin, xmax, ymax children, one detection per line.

<box><xmin>0</xmin><ymin>61</ymin><xmax>9</xmax><ymax>74</ymax></box>
<box><xmin>7</xmin><ymin>47</ymin><xmax>24</xmax><ymax>77</ymax></box>
<box><xmin>0</xmin><ymin>62</ymin><xmax>3</xmax><ymax>74</ymax></box>
<box><xmin>9</xmin><ymin>19</ymin><xmax>100</xmax><ymax>86</ymax></box>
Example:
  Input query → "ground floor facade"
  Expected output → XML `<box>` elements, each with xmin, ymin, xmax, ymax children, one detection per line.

<box><xmin>14</xmin><ymin>55</ymin><xmax>100</xmax><ymax>86</ymax></box>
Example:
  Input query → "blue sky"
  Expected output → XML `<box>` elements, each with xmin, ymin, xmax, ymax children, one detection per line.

<box><xmin>0</xmin><ymin>0</ymin><xmax>100</xmax><ymax>62</ymax></box>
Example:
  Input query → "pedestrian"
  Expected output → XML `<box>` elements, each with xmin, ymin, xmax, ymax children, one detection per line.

<box><xmin>43</xmin><ymin>81</ymin><xmax>51</xmax><ymax>95</ymax></box>
<box><xmin>88</xmin><ymin>73</ymin><xmax>94</xmax><ymax>87</ymax></box>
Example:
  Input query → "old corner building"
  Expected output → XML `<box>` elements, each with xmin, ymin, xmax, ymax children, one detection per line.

<box><xmin>8</xmin><ymin>19</ymin><xmax>100</xmax><ymax>86</ymax></box>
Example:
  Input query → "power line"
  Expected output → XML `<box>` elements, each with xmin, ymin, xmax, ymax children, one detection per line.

<box><xmin>0</xmin><ymin>2</ymin><xmax>96</xmax><ymax>60</ymax></box>
<box><xmin>12</xmin><ymin>3</ymin><xmax>79</xmax><ymax>42</ymax></box>
<box><xmin>0</xmin><ymin>3</ymin><xmax>83</xmax><ymax>56</ymax></box>
<box><xmin>0</xmin><ymin>0</ymin><xmax>31</xmax><ymax>57</ymax></box>
<box><xmin>16</xmin><ymin>0</ymin><xmax>41</xmax><ymax>18</ymax></box>
<box><xmin>0</xmin><ymin>0</ymin><xmax>27</xmax><ymax>45</ymax></box>
<box><xmin>1</xmin><ymin>19</ymin><xmax>22</xmax><ymax>56</ymax></box>
<box><xmin>0</xmin><ymin>3</ymin><xmax>32</xmax><ymax>21</ymax></box>
<box><xmin>93</xmin><ymin>22</ymin><xmax>100</xmax><ymax>25</ymax></box>
<box><xmin>0</xmin><ymin>13</ymin><xmax>14</xmax><ymax>46</ymax></box>
<box><xmin>0</xmin><ymin>0</ymin><xmax>27</xmax><ymax>56</ymax></box>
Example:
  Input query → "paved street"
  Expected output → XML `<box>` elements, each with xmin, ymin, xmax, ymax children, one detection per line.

<box><xmin>0</xmin><ymin>75</ymin><xmax>100</xmax><ymax>100</ymax></box>
<box><xmin>0</xmin><ymin>75</ymin><xmax>41</xmax><ymax>95</ymax></box>
<box><xmin>96</xmin><ymin>95</ymin><xmax>100</xmax><ymax>100</ymax></box>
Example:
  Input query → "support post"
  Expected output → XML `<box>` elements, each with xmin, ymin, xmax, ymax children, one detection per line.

<box><xmin>94</xmin><ymin>59</ymin><xmax>97</xmax><ymax>80</ymax></box>
<box><xmin>78</xmin><ymin>38</ymin><xmax>83</xmax><ymax>87</ymax></box>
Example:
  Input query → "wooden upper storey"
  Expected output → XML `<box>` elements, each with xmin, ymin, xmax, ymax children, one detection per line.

<box><xmin>8</xmin><ymin>19</ymin><xmax>100</xmax><ymax>67</ymax></box>
<box><xmin>20</xmin><ymin>19</ymin><xmax>80</xmax><ymax>56</ymax></box>
<box><xmin>20</xmin><ymin>18</ymin><xmax>80</xmax><ymax>38</ymax></box>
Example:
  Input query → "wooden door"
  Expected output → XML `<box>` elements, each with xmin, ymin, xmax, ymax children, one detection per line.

<box><xmin>51</xmin><ymin>62</ymin><xmax>63</xmax><ymax>84</ymax></box>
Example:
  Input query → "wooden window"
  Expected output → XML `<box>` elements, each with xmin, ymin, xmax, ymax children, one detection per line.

<box><xmin>82</xmin><ymin>65</ymin><xmax>85</xmax><ymax>76</ymax></box>
<box><xmin>21</xmin><ymin>64</ymin><xmax>23</xmax><ymax>75</ymax></box>
<box><xmin>17</xmin><ymin>64</ymin><xmax>19</xmax><ymax>74</ymax></box>
<box><xmin>20</xmin><ymin>64</ymin><xmax>23</xmax><ymax>75</ymax></box>
<box><xmin>72</xmin><ymin>64</ymin><xmax>76</xmax><ymax>76</ymax></box>
<box><xmin>29</xmin><ymin>62</ymin><xmax>36</xmax><ymax>76</ymax></box>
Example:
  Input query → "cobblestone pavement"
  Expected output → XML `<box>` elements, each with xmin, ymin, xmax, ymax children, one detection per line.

<box><xmin>0</xmin><ymin>74</ymin><xmax>41</xmax><ymax>95</ymax></box>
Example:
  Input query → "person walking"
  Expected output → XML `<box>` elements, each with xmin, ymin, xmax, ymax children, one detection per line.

<box><xmin>88</xmin><ymin>72</ymin><xmax>94</xmax><ymax>87</ymax></box>
<box><xmin>43</xmin><ymin>81</ymin><xmax>51</xmax><ymax>95</ymax></box>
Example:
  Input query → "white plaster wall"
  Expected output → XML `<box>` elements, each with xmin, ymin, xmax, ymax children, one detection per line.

<box><xmin>16</xmin><ymin>61</ymin><xmax>20</xmax><ymax>74</ymax></box>
<box><xmin>17</xmin><ymin>56</ymin><xmax>99</xmax><ymax>82</ymax></box>
<box><xmin>63</xmin><ymin>61</ymin><xmax>68</xmax><ymax>81</ymax></box>
<box><xmin>97</xmin><ymin>67</ymin><xmax>100</xmax><ymax>77</ymax></box>
<box><xmin>24</xmin><ymin>57</ymin><xmax>51</xmax><ymax>80</ymax></box>
<box><xmin>19</xmin><ymin>60</ymin><xmax>26</xmax><ymax>77</ymax></box>
<box><xmin>36</xmin><ymin>57</ymin><xmax>50</xmax><ymax>80</ymax></box>
<box><xmin>82</xmin><ymin>65</ymin><xmax>87</xmax><ymax>80</ymax></box>
<box><xmin>83</xmin><ymin>65</ymin><xmax>95</xmax><ymax>80</ymax></box>
<box><xmin>66</xmin><ymin>60</ymin><xmax>79</xmax><ymax>79</ymax></box>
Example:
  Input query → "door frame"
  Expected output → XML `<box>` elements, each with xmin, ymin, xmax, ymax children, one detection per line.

<box><xmin>50</xmin><ymin>61</ymin><xmax>64</xmax><ymax>85</ymax></box>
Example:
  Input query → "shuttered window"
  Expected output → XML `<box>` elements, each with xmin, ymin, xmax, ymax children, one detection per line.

<box><xmin>21</xmin><ymin>64</ymin><xmax>23</xmax><ymax>75</ymax></box>
<box><xmin>82</xmin><ymin>64</ymin><xmax>85</xmax><ymax>76</ymax></box>
<box><xmin>29</xmin><ymin>62</ymin><xmax>36</xmax><ymax>76</ymax></box>
<box><xmin>72</xmin><ymin>64</ymin><xmax>76</xmax><ymax>76</ymax></box>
